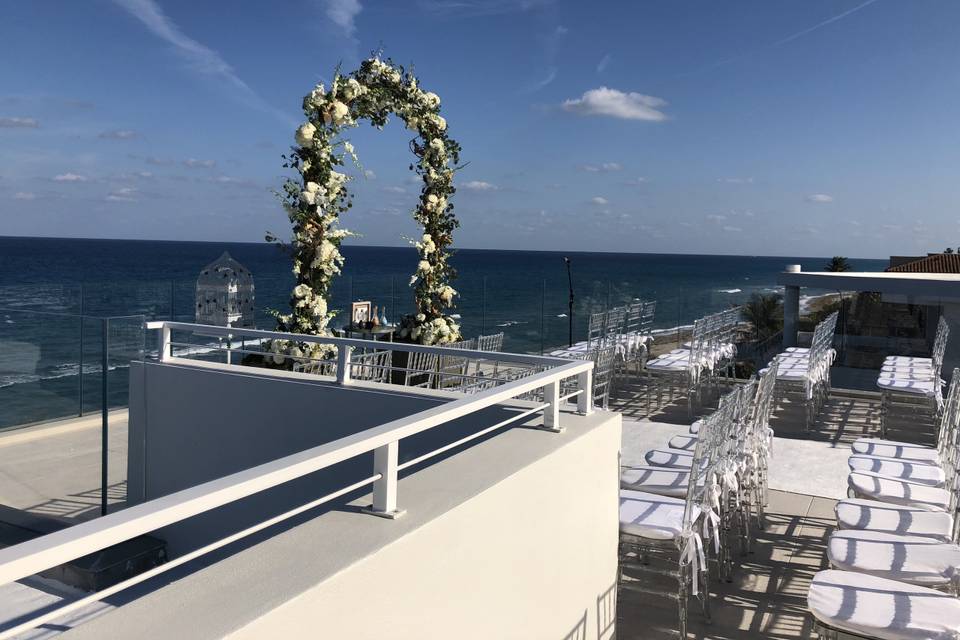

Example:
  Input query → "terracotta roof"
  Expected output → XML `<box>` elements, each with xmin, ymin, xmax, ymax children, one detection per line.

<box><xmin>886</xmin><ymin>253</ymin><xmax>960</xmax><ymax>274</ymax></box>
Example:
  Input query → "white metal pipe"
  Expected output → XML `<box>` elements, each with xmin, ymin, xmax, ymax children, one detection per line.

<box><xmin>0</xmin><ymin>474</ymin><xmax>381</xmax><ymax>640</ymax></box>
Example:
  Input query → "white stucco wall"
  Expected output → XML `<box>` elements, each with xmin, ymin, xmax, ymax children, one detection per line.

<box><xmin>228</xmin><ymin>412</ymin><xmax>621</xmax><ymax>640</ymax></box>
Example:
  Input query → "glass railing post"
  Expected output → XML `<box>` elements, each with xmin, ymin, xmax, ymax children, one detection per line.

<box><xmin>78</xmin><ymin>289</ymin><xmax>84</xmax><ymax>417</ymax></box>
<box><xmin>481</xmin><ymin>276</ymin><xmax>487</xmax><ymax>336</ymax></box>
<box><xmin>170</xmin><ymin>280</ymin><xmax>175</xmax><ymax>321</ymax></box>
<box><xmin>101</xmin><ymin>317</ymin><xmax>109</xmax><ymax>517</ymax></box>
<box><xmin>540</xmin><ymin>279</ymin><xmax>546</xmax><ymax>355</ymax></box>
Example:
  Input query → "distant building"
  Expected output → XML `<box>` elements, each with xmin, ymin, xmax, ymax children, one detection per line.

<box><xmin>886</xmin><ymin>253</ymin><xmax>960</xmax><ymax>274</ymax></box>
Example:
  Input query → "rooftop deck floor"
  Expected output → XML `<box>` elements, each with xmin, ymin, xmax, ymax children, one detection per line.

<box><xmin>617</xmin><ymin>489</ymin><xmax>835</xmax><ymax>640</ymax></box>
<box><xmin>612</xmin><ymin>371</ymin><xmax>937</xmax><ymax>640</ymax></box>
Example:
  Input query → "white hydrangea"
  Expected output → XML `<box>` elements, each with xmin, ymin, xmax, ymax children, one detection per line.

<box><xmin>295</xmin><ymin>122</ymin><xmax>317</xmax><ymax>147</ymax></box>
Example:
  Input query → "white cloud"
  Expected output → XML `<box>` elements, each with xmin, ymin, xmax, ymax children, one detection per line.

<box><xmin>580</xmin><ymin>162</ymin><xmax>622</xmax><ymax>173</ymax></box>
<box><xmin>106</xmin><ymin>187</ymin><xmax>138</xmax><ymax>202</ymax></box>
<box><xmin>13</xmin><ymin>191</ymin><xmax>36</xmax><ymax>200</ymax></box>
<box><xmin>363</xmin><ymin>169</ymin><xmax>376</xmax><ymax>179</ymax></box>
<box><xmin>596</xmin><ymin>53</ymin><xmax>612</xmax><ymax>73</ymax></box>
<box><xmin>418</xmin><ymin>0</ymin><xmax>556</xmax><ymax>17</ymax></box>
<box><xmin>112</xmin><ymin>0</ymin><xmax>292</xmax><ymax>123</ymax></box>
<box><xmin>210</xmin><ymin>175</ymin><xmax>255</xmax><ymax>186</ymax></box>
<box><xmin>561</xmin><ymin>87</ymin><xmax>669</xmax><ymax>121</ymax></box>
<box><xmin>591</xmin><ymin>196</ymin><xmax>609</xmax><ymax>205</ymax></box>
<box><xmin>53</xmin><ymin>173</ymin><xmax>88</xmax><ymax>182</ymax></box>
<box><xmin>0</xmin><ymin>117</ymin><xmax>39</xmax><ymax>128</ymax></box>
<box><xmin>381</xmin><ymin>186</ymin><xmax>407</xmax><ymax>194</ymax></box>
<box><xmin>462</xmin><ymin>180</ymin><xmax>499</xmax><ymax>191</ymax></box>
<box><xmin>718</xmin><ymin>177</ymin><xmax>754</xmax><ymax>184</ymax></box>
<box><xmin>722</xmin><ymin>225</ymin><xmax>742</xmax><ymax>233</ymax></box>
<box><xmin>624</xmin><ymin>177</ymin><xmax>648</xmax><ymax>186</ymax></box>
<box><xmin>99</xmin><ymin>129</ymin><xmax>138</xmax><ymax>140</ymax></box>
<box><xmin>706</xmin><ymin>213</ymin><xmax>727</xmax><ymax>223</ymax></box>
<box><xmin>324</xmin><ymin>0</ymin><xmax>362</xmax><ymax>37</ymax></box>
<box><xmin>184</xmin><ymin>158</ymin><xmax>216</xmax><ymax>168</ymax></box>
<box><xmin>806</xmin><ymin>193</ymin><xmax>834</xmax><ymax>203</ymax></box>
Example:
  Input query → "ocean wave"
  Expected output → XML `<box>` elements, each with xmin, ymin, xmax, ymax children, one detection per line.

<box><xmin>718</xmin><ymin>288</ymin><xmax>743</xmax><ymax>294</ymax></box>
<box><xmin>0</xmin><ymin>361</ymin><xmax>129</xmax><ymax>389</ymax></box>
<box><xmin>496</xmin><ymin>320</ymin><xmax>526</xmax><ymax>327</ymax></box>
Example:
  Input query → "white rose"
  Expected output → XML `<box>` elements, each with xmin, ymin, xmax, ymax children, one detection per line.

<box><xmin>305</xmin><ymin>181</ymin><xmax>322</xmax><ymax>193</ymax></box>
<box><xmin>406</xmin><ymin>116</ymin><xmax>420</xmax><ymax>131</ymax></box>
<box><xmin>418</xmin><ymin>260</ymin><xmax>432</xmax><ymax>273</ymax></box>
<box><xmin>416</xmin><ymin>313</ymin><xmax>426</xmax><ymax>322</ymax></box>
<box><xmin>301</xmin><ymin>190</ymin><xmax>316</xmax><ymax>205</ymax></box>
<box><xmin>424</xmin><ymin>92</ymin><xmax>441</xmax><ymax>108</ymax></box>
<box><xmin>426</xmin><ymin>194</ymin><xmax>438</xmax><ymax>206</ymax></box>
<box><xmin>295</xmin><ymin>122</ymin><xmax>317</xmax><ymax>147</ymax></box>
<box><xmin>343</xmin><ymin>141</ymin><xmax>354</xmax><ymax>155</ymax></box>
<box><xmin>324</xmin><ymin>101</ymin><xmax>350</xmax><ymax>126</ymax></box>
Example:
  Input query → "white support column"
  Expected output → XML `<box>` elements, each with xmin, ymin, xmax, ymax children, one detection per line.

<box><xmin>577</xmin><ymin>369</ymin><xmax>593</xmax><ymax>415</ymax></box>
<box><xmin>542</xmin><ymin>380</ymin><xmax>561</xmax><ymax>432</ymax></box>
<box><xmin>157</xmin><ymin>325</ymin><xmax>171</xmax><ymax>362</ymax></box>
<box><xmin>783</xmin><ymin>284</ymin><xmax>800</xmax><ymax>349</ymax></box>
<box><xmin>336</xmin><ymin>345</ymin><xmax>352</xmax><ymax>385</ymax></box>
<box><xmin>365</xmin><ymin>440</ymin><xmax>404</xmax><ymax>519</ymax></box>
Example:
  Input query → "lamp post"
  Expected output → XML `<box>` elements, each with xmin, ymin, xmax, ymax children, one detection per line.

<box><xmin>564</xmin><ymin>257</ymin><xmax>574</xmax><ymax>347</ymax></box>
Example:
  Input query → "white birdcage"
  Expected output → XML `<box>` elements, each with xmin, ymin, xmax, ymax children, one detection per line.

<box><xmin>195</xmin><ymin>252</ymin><xmax>255</xmax><ymax>328</ymax></box>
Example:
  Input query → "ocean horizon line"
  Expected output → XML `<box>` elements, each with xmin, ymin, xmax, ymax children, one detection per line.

<box><xmin>0</xmin><ymin>234</ymin><xmax>890</xmax><ymax>263</ymax></box>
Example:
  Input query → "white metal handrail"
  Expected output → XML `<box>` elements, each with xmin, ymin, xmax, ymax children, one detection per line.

<box><xmin>0</xmin><ymin>321</ymin><xmax>593</xmax><ymax>630</ymax></box>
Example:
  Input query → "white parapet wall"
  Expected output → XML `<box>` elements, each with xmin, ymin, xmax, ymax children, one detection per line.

<box><xmin>228</xmin><ymin>408</ymin><xmax>621</xmax><ymax>640</ymax></box>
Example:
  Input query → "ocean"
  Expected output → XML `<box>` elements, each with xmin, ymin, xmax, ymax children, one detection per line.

<box><xmin>0</xmin><ymin>236</ymin><xmax>887</xmax><ymax>428</ymax></box>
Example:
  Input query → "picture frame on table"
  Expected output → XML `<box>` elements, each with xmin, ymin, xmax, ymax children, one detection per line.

<box><xmin>351</xmin><ymin>301</ymin><xmax>372</xmax><ymax>328</ymax></box>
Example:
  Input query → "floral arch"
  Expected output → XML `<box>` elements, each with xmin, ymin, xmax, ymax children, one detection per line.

<box><xmin>272</xmin><ymin>57</ymin><xmax>461</xmax><ymax>349</ymax></box>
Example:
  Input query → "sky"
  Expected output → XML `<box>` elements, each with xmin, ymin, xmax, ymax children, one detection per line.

<box><xmin>1</xmin><ymin>0</ymin><xmax>958</xmax><ymax>258</ymax></box>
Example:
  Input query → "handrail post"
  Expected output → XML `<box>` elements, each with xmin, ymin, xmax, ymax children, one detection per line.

<box><xmin>157</xmin><ymin>324</ymin><xmax>171</xmax><ymax>362</ymax></box>
<box><xmin>577</xmin><ymin>369</ymin><xmax>593</xmax><ymax>415</ymax></box>
<box><xmin>542</xmin><ymin>380</ymin><xmax>561</xmax><ymax>432</ymax></box>
<box><xmin>365</xmin><ymin>440</ymin><xmax>404</xmax><ymax>519</ymax></box>
<box><xmin>336</xmin><ymin>345</ymin><xmax>352</xmax><ymax>385</ymax></box>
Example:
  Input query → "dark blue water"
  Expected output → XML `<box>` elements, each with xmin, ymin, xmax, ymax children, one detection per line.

<box><xmin>0</xmin><ymin>236</ymin><xmax>887</xmax><ymax>428</ymax></box>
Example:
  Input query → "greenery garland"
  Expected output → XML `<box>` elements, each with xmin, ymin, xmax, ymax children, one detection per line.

<box><xmin>270</xmin><ymin>57</ymin><xmax>462</xmax><ymax>354</ymax></box>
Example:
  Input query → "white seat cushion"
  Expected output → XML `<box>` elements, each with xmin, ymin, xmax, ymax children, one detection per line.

<box><xmin>688</xmin><ymin>419</ymin><xmax>703</xmax><ymax>435</ymax></box>
<box><xmin>827</xmin><ymin>530</ymin><xmax>960</xmax><ymax>587</ymax></box>
<box><xmin>668</xmin><ymin>435</ymin><xmax>698</xmax><ymax>451</ymax></box>
<box><xmin>876</xmin><ymin>373</ymin><xmax>937</xmax><ymax>396</ymax></box>
<box><xmin>807</xmin><ymin>569</ymin><xmax>960</xmax><ymax>640</ymax></box>
<box><xmin>884</xmin><ymin>356</ymin><xmax>933</xmax><ymax>366</ymax></box>
<box><xmin>619</xmin><ymin>489</ymin><xmax>699</xmax><ymax>541</ymax></box>
<box><xmin>836</xmin><ymin>498</ymin><xmax>954</xmax><ymax>542</ymax></box>
<box><xmin>784</xmin><ymin>347</ymin><xmax>810</xmax><ymax>355</ymax></box>
<box><xmin>848</xmin><ymin>471</ymin><xmax>951</xmax><ymax>511</ymax></box>
<box><xmin>646</xmin><ymin>355</ymin><xmax>691</xmax><ymax>372</ymax></box>
<box><xmin>850</xmin><ymin>438</ymin><xmax>940</xmax><ymax>464</ymax></box>
<box><xmin>644</xmin><ymin>448</ymin><xmax>694</xmax><ymax>469</ymax></box>
<box><xmin>848</xmin><ymin>455</ymin><xmax>945</xmax><ymax>487</ymax></box>
<box><xmin>621</xmin><ymin>466</ymin><xmax>692</xmax><ymax>498</ymax></box>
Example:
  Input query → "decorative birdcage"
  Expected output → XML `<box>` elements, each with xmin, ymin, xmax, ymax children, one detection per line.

<box><xmin>195</xmin><ymin>252</ymin><xmax>255</xmax><ymax>328</ymax></box>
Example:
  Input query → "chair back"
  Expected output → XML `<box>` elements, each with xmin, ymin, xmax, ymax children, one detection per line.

<box><xmin>587</xmin><ymin>311</ymin><xmax>607</xmax><ymax>350</ymax></box>
<box><xmin>591</xmin><ymin>345</ymin><xmax>617</xmax><ymax>408</ymax></box>
<box><xmin>352</xmin><ymin>350</ymin><xmax>391</xmax><ymax>383</ymax></box>
<box><xmin>404</xmin><ymin>350</ymin><xmax>439</xmax><ymax>388</ymax></box>
<box><xmin>477</xmin><ymin>332</ymin><xmax>504</xmax><ymax>352</ymax></box>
